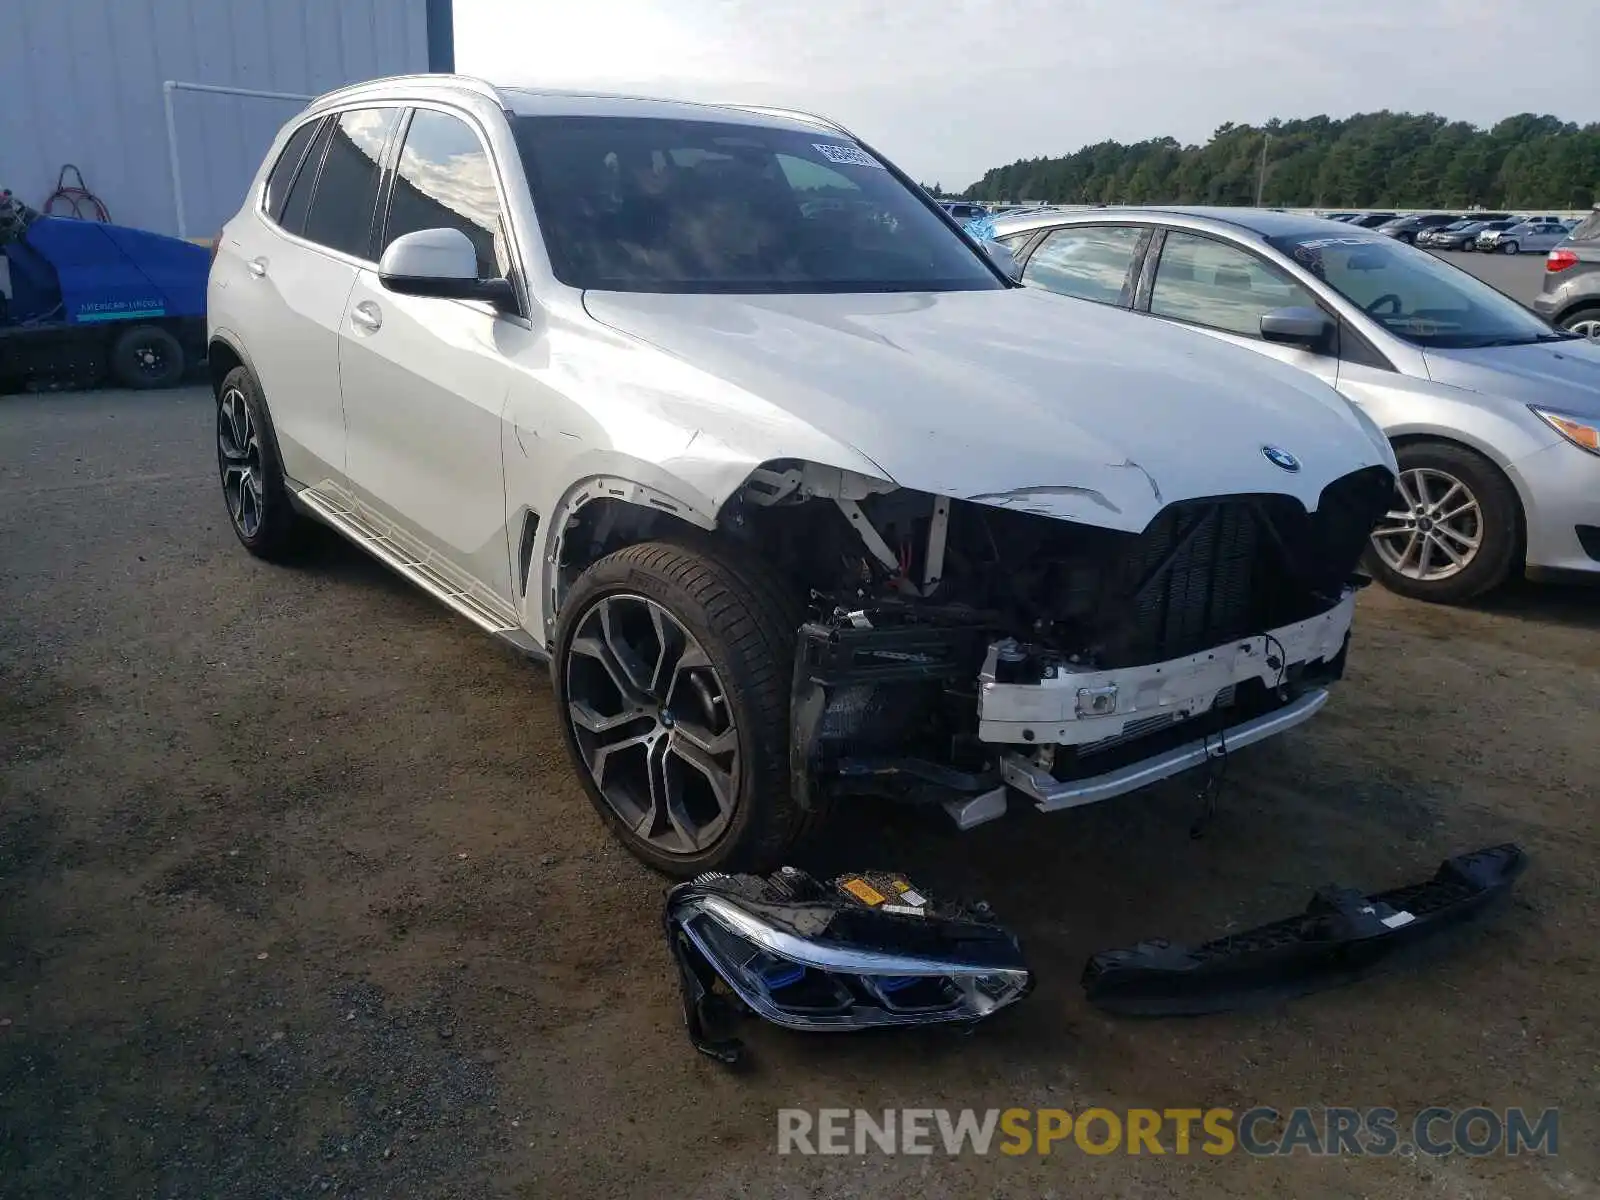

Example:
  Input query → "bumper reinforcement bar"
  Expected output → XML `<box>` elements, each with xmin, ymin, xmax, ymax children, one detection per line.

<box><xmin>1002</xmin><ymin>687</ymin><xmax>1330</xmax><ymax>812</ymax></box>
<box><xmin>1081</xmin><ymin>843</ymin><xmax>1527</xmax><ymax>1015</ymax></box>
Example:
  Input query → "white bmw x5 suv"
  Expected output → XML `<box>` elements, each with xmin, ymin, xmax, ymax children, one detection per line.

<box><xmin>209</xmin><ymin>75</ymin><xmax>1396</xmax><ymax>876</ymax></box>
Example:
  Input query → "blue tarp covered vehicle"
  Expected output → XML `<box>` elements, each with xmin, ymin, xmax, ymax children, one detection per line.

<box><xmin>1</xmin><ymin>192</ymin><xmax>208</xmax><ymax>391</ymax></box>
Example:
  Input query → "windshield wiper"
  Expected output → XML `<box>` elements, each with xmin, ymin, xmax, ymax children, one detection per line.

<box><xmin>1449</xmin><ymin>335</ymin><xmax>1557</xmax><ymax>349</ymax></box>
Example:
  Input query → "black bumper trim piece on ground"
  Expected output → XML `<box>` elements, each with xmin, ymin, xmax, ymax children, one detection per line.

<box><xmin>1081</xmin><ymin>844</ymin><xmax>1527</xmax><ymax>1016</ymax></box>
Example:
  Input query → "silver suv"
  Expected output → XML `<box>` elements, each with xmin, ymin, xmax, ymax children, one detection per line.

<box><xmin>208</xmin><ymin>77</ymin><xmax>1395</xmax><ymax>875</ymax></box>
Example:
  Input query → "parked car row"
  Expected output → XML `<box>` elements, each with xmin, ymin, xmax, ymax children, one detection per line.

<box><xmin>1470</xmin><ymin>217</ymin><xmax>1578</xmax><ymax>254</ymax></box>
<box><xmin>990</xmin><ymin>203</ymin><xmax>1600</xmax><ymax>603</ymax></box>
<box><xmin>1327</xmin><ymin>210</ymin><xmax>1582</xmax><ymax>252</ymax></box>
<box><xmin>209</xmin><ymin>77</ymin><xmax>1599</xmax><ymax>874</ymax></box>
<box><xmin>1536</xmin><ymin>207</ymin><xmax>1600</xmax><ymax>341</ymax></box>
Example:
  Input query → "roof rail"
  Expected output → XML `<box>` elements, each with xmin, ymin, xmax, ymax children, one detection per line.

<box><xmin>718</xmin><ymin>104</ymin><xmax>854</xmax><ymax>138</ymax></box>
<box><xmin>309</xmin><ymin>72</ymin><xmax>504</xmax><ymax>108</ymax></box>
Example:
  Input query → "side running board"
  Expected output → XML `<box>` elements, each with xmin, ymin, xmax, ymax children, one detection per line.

<box><xmin>297</xmin><ymin>486</ymin><xmax>542</xmax><ymax>655</ymax></box>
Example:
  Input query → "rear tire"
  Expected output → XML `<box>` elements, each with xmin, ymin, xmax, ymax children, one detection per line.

<box><xmin>1364</xmin><ymin>440</ymin><xmax>1521</xmax><ymax>604</ymax></box>
<box><xmin>1558</xmin><ymin>305</ymin><xmax>1600</xmax><ymax>341</ymax></box>
<box><xmin>216</xmin><ymin>365</ymin><xmax>311</xmax><ymax>561</ymax></box>
<box><xmin>110</xmin><ymin>324</ymin><xmax>184</xmax><ymax>389</ymax></box>
<box><xmin>552</xmin><ymin>538</ymin><xmax>818</xmax><ymax>877</ymax></box>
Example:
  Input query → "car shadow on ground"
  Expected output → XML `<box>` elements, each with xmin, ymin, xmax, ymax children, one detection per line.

<box><xmin>281</xmin><ymin>521</ymin><xmax>427</xmax><ymax>598</ymax></box>
<box><xmin>1468</xmin><ymin>576</ymin><xmax>1600</xmax><ymax>631</ymax></box>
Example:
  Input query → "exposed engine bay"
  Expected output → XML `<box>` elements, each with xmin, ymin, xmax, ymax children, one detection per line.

<box><xmin>719</xmin><ymin>459</ymin><xmax>1396</xmax><ymax>820</ymax></box>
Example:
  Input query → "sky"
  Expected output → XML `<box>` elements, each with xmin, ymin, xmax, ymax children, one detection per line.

<box><xmin>454</xmin><ymin>0</ymin><xmax>1595</xmax><ymax>189</ymax></box>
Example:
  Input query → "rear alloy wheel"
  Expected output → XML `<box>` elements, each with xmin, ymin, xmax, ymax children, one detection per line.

<box><xmin>554</xmin><ymin>540</ymin><xmax>815</xmax><ymax>877</ymax></box>
<box><xmin>1559</xmin><ymin>306</ymin><xmax>1600</xmax><ymax>341</ymax></box>
<box><xmin>1366</xmin><ymin>441</ymin><xmax>1520</xmax><ymax>603</ymax></box>
<box><xmin>215</xmin><ymin>365</ymin><xmax>309</xmax><ymax>560</ymax></box>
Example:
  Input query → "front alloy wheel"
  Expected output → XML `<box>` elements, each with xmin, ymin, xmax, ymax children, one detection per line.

<box><xmin>565</xmin><ymin>594</ymin><xmax>740</xmax><ymax>856</ymax></box>
<box><xmin>1370</xmin><ymin>467</ymin><xmax>1481</xmax><ymax>583</ymax></box>
<box><xmin>1364</xmin><ymin>440</ymin><xmax>1520</xmax><ymax>603</ymax></box>
<box><xmin>552</xmin><ymin>540</ymin><xmax>818</xmax><ymax>877</ymax></box>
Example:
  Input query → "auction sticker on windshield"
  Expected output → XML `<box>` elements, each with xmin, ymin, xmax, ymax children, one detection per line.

<box><xmin>814</xmin><ymin>142</ymin><xmax>885</xmax><ymax>168</ymax></box>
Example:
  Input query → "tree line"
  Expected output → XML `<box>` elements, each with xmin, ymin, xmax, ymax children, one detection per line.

<box><xmin>943</xmin><ymin>113</ymin><xmax>1600</xmax><ymax>211</ymax></box>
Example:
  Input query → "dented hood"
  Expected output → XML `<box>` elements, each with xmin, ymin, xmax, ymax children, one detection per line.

<box><xmin>582</xmin><ymin>286</ymin><xmax>1393</xmax><ymax>531</ymax></box>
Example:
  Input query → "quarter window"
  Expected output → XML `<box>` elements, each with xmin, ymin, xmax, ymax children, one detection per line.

<box><xmin>264</xmin><ymin>120</ymin><xmax>322</xmax><ymax>223</ymax></box>
<box><xmin>278</xmin><ymin>119</ymin><xmax>333</xmax><ymax>236</ymax></box>
<box><xmin>1020</xmin><ymin>226</ymin><xmax>1145</xmax><ymax>306</ymax></box>
<box><xmin>301</xmin><ymin>107</ymin><xmax>400</xmax><ymax>259</ymax></box>
<box><xmin>382</xmin><ymin>109</ymin><xmax>506</xmax><ymax>279</ymax></box>
<box><xmin>1151</xmin><ymin>231</ymin><xmax>1319</xmax><ymax>338</ymax></box>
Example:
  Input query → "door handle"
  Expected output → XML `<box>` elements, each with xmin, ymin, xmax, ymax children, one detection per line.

<box><xmin>246</xmin><ymin>257</ymin><xmax>268</xmax><ymax>278</ymax></box>
<box><xmin>350</xmin><ymin>301</ymin><xmax>382</xmax><ymax>332</ymax></box>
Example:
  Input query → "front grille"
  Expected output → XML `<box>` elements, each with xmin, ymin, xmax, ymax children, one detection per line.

<box><xmin>1122</xmin><ymin>501</ymin><xmax>1264</xmax><ymax>663</ymax></box>
<box><xmin>1091</xmin><ymin>467</ymin><xmax>1392</xmax><ymax>667</ymax></box>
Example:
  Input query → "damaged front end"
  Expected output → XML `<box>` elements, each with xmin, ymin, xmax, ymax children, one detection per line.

<box><xmin>727</xmin><ymin>460</ymin><xmax>1395</xmax><ymax>826</ymax></box>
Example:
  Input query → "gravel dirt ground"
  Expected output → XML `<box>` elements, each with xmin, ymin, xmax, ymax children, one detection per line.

<box><xmin>3</xmin><ymin>378</ymin><xmax>1597</xmax><ymax>1200</ymax></box>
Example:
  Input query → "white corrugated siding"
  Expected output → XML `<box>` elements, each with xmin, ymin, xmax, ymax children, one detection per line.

<box><xmin>1</xmin><ymin>0</ymin><xmax>429</xmax><ymax>237</ymax></box>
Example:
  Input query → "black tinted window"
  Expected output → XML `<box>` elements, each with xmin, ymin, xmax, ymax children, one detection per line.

<box><xmin>383</xmin><ymin>109</ymin><xmax>505</xmax><ymax>278</ymax></box>
<box><xmin>279</xmin><ymin>119</ymin><xmax>332</xmax><ymax>235</ymax></box>
<box><xmin>265</xmin><ymin>121</ymin><xmax>321</xmax><ymax>222</ymax></box>
<box><xmin>1021</xmin><ymin>226</ymin><xmax>1144</xmax><ymax>306</ymax></box>
<box><xmin>512</xmin><ymin>115</ymin><xmax>1000</xmax><ymax>294</ymax></box>
<box><xmin>302</xmin><ymin>108</ymin><xmax>399</xmax><ymax>258</ymax></box>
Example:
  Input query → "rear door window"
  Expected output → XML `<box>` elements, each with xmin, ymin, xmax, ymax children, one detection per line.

<box><xmin>301</xmin><ymin>108</ymin><xmax>401</xmax><ymax>259</ymax></box>
<box><xmin>1020</xmin><ymin>225</ymin><xmax>1146</xmax><ymax>306</ymax></box>
<box><xmin>264</xmin><ymin>120</ymin><xmax>323</xmax><ymax>223</ymax></box>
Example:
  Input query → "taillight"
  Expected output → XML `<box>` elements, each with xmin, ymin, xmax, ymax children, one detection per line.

<box><xmin>1547</xmin><ymin>248</ymin><xmax>1578</xmax><ymax>273</ymax></box>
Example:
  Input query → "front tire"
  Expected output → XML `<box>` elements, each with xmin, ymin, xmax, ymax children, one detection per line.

<box><xmin>1365</xmin><ymin>440</ymin><xmax>1520</xmax><ymax>603</ymax></box>
<box><xmin>216</xmin><ymin>365</ymin><xmax>310</xmax><ymax>560</ymax></box>
<box><xmin>1499</xmin><ymin>240</ymin><xmax>1519</xmax><ymax>255</ymax></box>
<box><xmin>552</xmin><ymin>539</ymin><xmax>817</xmax><ymax>877</ymax></box>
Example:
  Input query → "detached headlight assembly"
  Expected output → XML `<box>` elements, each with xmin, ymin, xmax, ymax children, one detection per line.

<box><xmin>1532</xmin><ymin>406</ymin><xmax>1600</xmax><ymax>455</ymax></box>
<box><xmin>664</xmin><ymin>867</ymin><xmax>1031</xmax><ymax>1063</ymax></box>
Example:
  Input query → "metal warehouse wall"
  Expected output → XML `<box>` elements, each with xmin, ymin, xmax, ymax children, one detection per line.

<box><xmin>1</xmin><ymin>0</ymin><xmax>445</xmax><ymax>239</ymax></box>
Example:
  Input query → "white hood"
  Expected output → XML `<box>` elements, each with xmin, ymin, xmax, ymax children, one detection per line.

<box><xmin>582</xmin><ymin>286</ymin><xmax>1393</xmax><ymax>532</ymax></box>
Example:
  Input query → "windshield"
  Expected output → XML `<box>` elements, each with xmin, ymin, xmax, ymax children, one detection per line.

<box><xmin>1269</xmin><ymin>232</ymin><xmax>1569</xmax><ymax>348</ymax></box>
<box><xmin>511</xmin><ymin>115</ymin><xmax>1002</xmax><ymax>294</ymax></box>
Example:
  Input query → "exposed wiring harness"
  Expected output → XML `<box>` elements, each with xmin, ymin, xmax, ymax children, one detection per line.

<box><xmin>43</xmin><ymin>164</ymin><xmax>110</xmax><ymax>223</ymax></box>
<box><xmin>1190</xmin><ymin>631</ymin><xmax>1291</xmax><ymax>839</ymax></box>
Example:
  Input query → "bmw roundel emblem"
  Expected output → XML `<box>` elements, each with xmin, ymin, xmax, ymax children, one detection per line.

<box><xmin>1262</xmin><ymin>444</ymin><xmax>1301</xmax><ymax>472</ymax></box>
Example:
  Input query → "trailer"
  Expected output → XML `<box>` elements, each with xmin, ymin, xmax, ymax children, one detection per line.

<box><xmin>1</xmin><ymin>191</ymin><xmax>207</xmax><ymax>392</ymax></box>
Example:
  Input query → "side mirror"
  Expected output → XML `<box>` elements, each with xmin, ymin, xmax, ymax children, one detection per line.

<box><xmin>983</xmin><ymin>239</ymin><xmax>1023</xmax><ymax>281</ymax></box>
<box><xmin>378</xmin><ymin>227</ymin><xmax>517</xmax><ymax>311</ymax></box>
<box><xmin>1260</xmin><ymin>306</ymin><xmax>1334</xmax><ymax>351</ymax></box>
